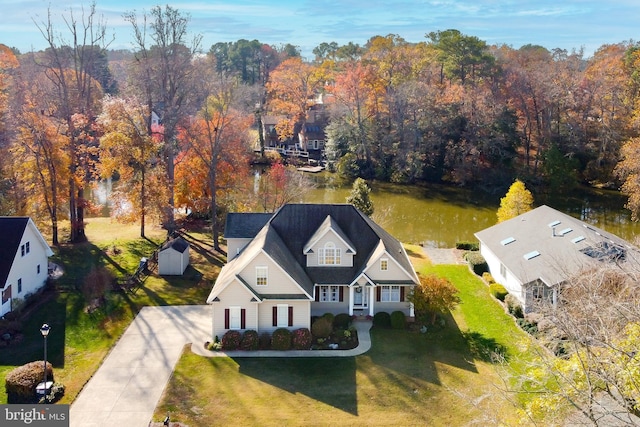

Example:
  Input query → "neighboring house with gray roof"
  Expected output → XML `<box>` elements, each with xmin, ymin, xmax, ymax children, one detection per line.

<box><xmin>0</xmin><ymin>217</ymin><xmax>54</xmax><ymax>317</ymax></box>
<box><xmin>206</xmin><ymin>204</ymin><xmax>419</xmax><ymax>339</ymax></box>
<box><xmin>475</xmin><ymin>205</ymin><xmax>640</xmax><ymax>313</ymax></box>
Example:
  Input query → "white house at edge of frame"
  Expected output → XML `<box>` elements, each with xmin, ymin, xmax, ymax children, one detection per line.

<box><xmin>0</xmin><ymin>217</ymin><xmax>54</xmax><ymax>317</ymax></box>
<box><xmin>474</xmin><ymin>205</ymin><xmax>640</xmax><ymax>313</ymax></box>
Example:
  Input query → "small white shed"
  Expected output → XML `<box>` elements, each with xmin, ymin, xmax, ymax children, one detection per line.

<box><xmin>158</xmin><ymin>237</ymin><xmax>190</xmax><ymax>275</ymax></box>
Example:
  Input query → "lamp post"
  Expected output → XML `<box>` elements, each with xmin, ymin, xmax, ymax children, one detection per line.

<box><xmin>40</xmin><ymin>323</ymin><xmax>50</xmax><ymax>399</ymax></box>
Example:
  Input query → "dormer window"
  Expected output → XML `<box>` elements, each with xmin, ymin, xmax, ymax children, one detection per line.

<box><xmin>318</xmin><ymin>242</ymin><xmax>341</xmax><ymax>265</ymax></box>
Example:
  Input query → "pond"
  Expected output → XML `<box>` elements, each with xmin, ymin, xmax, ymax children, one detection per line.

<box><xmin>93</xmin><ymin>172</ymin><xmax>640</xmax><ymax>248</ymax></box>
<box><xmin>294</xmin><ymin>174</ymin><xmax>640</xmax><ymax>248</ymax></box>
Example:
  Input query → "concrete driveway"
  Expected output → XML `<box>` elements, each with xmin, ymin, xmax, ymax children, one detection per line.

<box><xmin>69</xmin><ymin>305</ymin><xmax>211</xmax><ymax>427</ymax></box>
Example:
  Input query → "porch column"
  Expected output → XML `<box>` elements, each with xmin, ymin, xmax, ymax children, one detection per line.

<box><xmin>348</xmin><ymin>286</ymin><xmax>354</xmax><ymax>316</ymax></box>
<box><xmin>409</xmin><ymin>301</ymin><xmax>415</xmax><ymax>317</ymax></box>
<box><xmin>368</xmin><ymin>286</ymin><xmax>374</xmax><ymax>316</ymax></box>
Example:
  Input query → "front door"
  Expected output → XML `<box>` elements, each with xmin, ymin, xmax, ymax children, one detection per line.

<box><xmin>353</xmin><ymin>285</ymin><xmax>368</xmax><ymax>308</ymax></box>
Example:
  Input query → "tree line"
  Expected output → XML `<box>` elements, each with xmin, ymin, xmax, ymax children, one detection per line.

<box><xmin>3</xmin><ymin>4</ymin><xmax>640</xmax><ymax>247</ymax></box>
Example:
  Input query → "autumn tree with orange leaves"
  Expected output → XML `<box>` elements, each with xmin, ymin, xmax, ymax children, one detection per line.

<box><xmin>176</xmin><ymin>82</ymin><xmax>252</xmax><ymax>251</ymax></box>
<box><xmin>265</xmin><ymin>57</ymin><xmax>326</xmax><ymax>142</ymax></box>
<box><xmin>98</xmin><ymin>96</ymin><xmax>166</xmax><ymax>238</ymax></box>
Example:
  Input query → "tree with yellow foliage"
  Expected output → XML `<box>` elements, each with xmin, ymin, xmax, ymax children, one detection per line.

<box><xmin>496</xmin><ymin>179</ymin><xmax>534</xmax><ymax>223</ymax></box>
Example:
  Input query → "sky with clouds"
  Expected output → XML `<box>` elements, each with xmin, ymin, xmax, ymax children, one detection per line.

<box><xmin>1</xmin><ymin>0</ymin><xmax>639</xmax><ymax>59</ymax></box>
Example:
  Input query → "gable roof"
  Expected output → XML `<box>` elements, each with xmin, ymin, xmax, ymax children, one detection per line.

<box><xmin>208</xmin><ymin>204</ymin><xmax>418</xmax><ymax>303</ymax></box>
<box><xmin>474</xmin><ymin>205</ymin><xmax>640</xmax><ymax>287</ymax></box>
<box><xmin>0</xmin><ymin>217</ymin><xmax>53</xmax><ymax>289</ymax></box>
<box><xmin>303</xmin><ymin>215</ymin><xmax>356</xmax><ymax>255</ymax></box>
<box><xmin>160</xmin><ymin>236</ymin><xmax>189</xmax><ymax>253</ymax></box>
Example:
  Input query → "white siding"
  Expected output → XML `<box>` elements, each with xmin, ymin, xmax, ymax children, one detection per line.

<box><xmin>211</xmin><ymin>280</ymin><xmax>259</xmax><ymax>339</ymax></box>
<box><xmin>158</xmin><ymin>247</ymin><xmax>189</xmax><ymax>275</ymax></box>
<box><xmin>226</xmin><ymin>238</ymin><xmax>252</xmax><ymax>261</ymax></box>
<box><xmin>257</xmin><ymin>301</ymin><xmax>310</xmax><ymax>334</ymax></box>
<box><xmin>364</xmin><ymin>254</ymin><xmax>412</xmax><ymax>282</ymax></box>
<box><xmin>480</xmin><ymin>244</ymin><xmax>525</xmax><ymax>306</ymax></box>
<box><xmin>242</xmin><ymin>252</ymin><xmax>305</xmax><ymax>295</ymax></box>
<box><xmin>2</xmin><ymin>222</ymin><xmax>51</xmax><ymax>317</ymax></box>
<box><xmin>305</xmin><ymin>232</ymin><xmax>354</xmax><ymax>267</ymax></box>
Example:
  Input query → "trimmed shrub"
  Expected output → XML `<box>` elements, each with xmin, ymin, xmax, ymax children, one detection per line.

<box><xmin>259</xmin><ymin>332</ymin><xmax>271</xmax><ymax>350</ymax></box>
<box><xmin>489</xmin><ymin>283</ymin><xmax>509</xmax><ymax>302</ymax></box>
<box><xmin>271</xmin><ymin>328</ymin><xmax>292</xmax><ymax>350</ymax></box>
<box><xmin>465</xmin><ymin>252</ymin><xmax>489</xmax><ymax>276</ymax></box>
<box><xmin>240</xmin><ymin>330</ymin><xmax>259</xmax><ymax>351</ymax></box>
<box><xmin>5</xmin><ymin>361</ymin><xmax>54</xmax><ymax>403</ymax></box>
<box><xmin>373</xmin><ymin>311</ymin><xmax>391</xmax><ymax>328</ymax></box>
<box><xmin>333</xmin><ymin>313</ymin><xmax>351</xmax><ymax>330</ymax></box>
<box><xmin>292</xmin><ymin>328</ymin><xmax>312</xmax><ymax>350</ymax></box>
<box><xmin>390</xmin><ymin>311</ymin><xmax>406</xmax><ymax>329</ymax></box>
<box><xmin>221</xmin><ymin>330</ymin><xmax>242</xmax><ymax>351</ymax></box>
<box><xmin>505</xmin><ymin>294</ymin><xmax>524</xmax><ymax>318</ymax></box>
<box><xmin>456</xmin><ymin>241</ymin><xmax>479</xmax><ymax>251</ymax></box>
<box><xmin>482</xmin><ymin>272</ymin><xmax>495</xmax><ymax>284</ymax></box>
<box><xmin>322</xmin><ymin>312</ymin><xmax>335</xmax><ymax>324</ymax></box>
<box><xmin>311</xmin><ymin>316</ymin><xmax>333</xmax><ymax>338</ymax></box>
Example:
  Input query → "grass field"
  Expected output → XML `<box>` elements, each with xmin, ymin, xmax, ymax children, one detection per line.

<box><xmin>152</xmin><ymin>249</ymin><xmax>534</xmax><ymax>426</ymax></box>
<box><xmin>0</xmin><ymin>217</ymin><xmax>218</xmax><ymax>404</ymax></box>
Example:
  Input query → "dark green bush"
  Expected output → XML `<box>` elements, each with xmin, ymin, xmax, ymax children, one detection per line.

<box><xmin>259</xmin><ymin>332</ymin><xmax>271</xmax><ymax>350</ymax></box>
<box><xmin>292</xmin><ymin>328</ymin><xmax>312</xmax><ymax>350</ymax></box>
<box><xmin>5</xmin><ymin>361</ymin><xmax>54</xmax><ymax>403</ymax></box>
<box><xmin>456</xmin><ymin>241</ymin><xmax>479</xmax><ymax>251</ymax></box>
<box><xmin>517</xmin><ymin>318</ymin><xmax>538</xmax><ymax>335</ymax></box>
<box><xmin>390</xmin><ymin>311</ymin><xmax>406</xmax><ymax>329</ymax></box>
<box><xmin>240</xmin><ymin>330</ymin><xmax>259</xmax><ymax>351</ymax></box>
<box><xmin>465</xmin><ymin>252</ymin><xmax>489</xmax><ymax>276</ymax></box>
<box><xmin>221</xmin><ymin>330</ymin><xmax>242</xmax><ymax>350</ymax></box>
<box><xmin>505</xmin><ymin>294</ymin><xmax>524</xmax><ymax>318</ymax></box>
<box><xmin>271</xmin><ymin>328</ymin><xmax>292</xmax><ymax>350</ymax></box>
<box><xmin>373</xmin><ymin>311</ymin><xmax>391</xmax><ymax>328</ymax></box>
<box><xmin>322</xmin><ymin>312</ymin><xmax>335</xmax><ymax>323</ymax></box>
<box><xmin>333</xmin><ymin>313</ymin><xmax>351</xmax><ymax>330</ymax></box>
<box><xmin>489</xmin><ymin>283</ymin><xmax>509</xmax><ymax>302</ymax></box>
<box><xmin>311</xmin><ymin>316</ymin><xmax>333</xmax><ymax>338</ymax></box>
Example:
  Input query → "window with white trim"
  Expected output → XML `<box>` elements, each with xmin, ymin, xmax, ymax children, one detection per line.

<box><xmin>229</xmin><ymin>306</ymin><xmax>241</xmax><ymax>329</ymax></box>
<box><xmin>256</xmin><ymin>266</ymin><xmax>268</xmax><ymax>286</ymax></box>
<box><xmin>318</xmin><ymin>242</ymin><xmax>341</xmax><ymax>265</ymax></box>
<box><xmin>319</xmin><ymin>285</ymin><xmax>340</xmax><ymax>302</ymax></box>
<box><xmin>380</xmin><ymin>285</ymin><xmax>401</xmax><ymax>302</ymax></box>
<box><xmin>277</xmin><ymin>304</ymin><xmax>289</xmax><ymax>327</ymax></box>
<box><xmin>17</xmin><ymin>278</ymin><xmax>22</xmax><ymax>294</ymax></box>
<box><xmin>380</xmin><ymin>258</ymin><xmax>389</xmax><ymax>271</ymax></box>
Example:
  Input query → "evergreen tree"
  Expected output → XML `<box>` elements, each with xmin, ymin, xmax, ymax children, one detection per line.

<box><xmin>346</xmin><ymin>178</ymin><xmax>374</xmax><ymax>216</ymax></box>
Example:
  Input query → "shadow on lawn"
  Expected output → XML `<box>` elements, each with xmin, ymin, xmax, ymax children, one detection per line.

<box><xmin>233</xmin><ymin>357</ymin><xmax>359</xmax><ymax>415</ymax></box>
<box><xmin>367</xmin><ymin>311</ymin><xmax>508</xmax><ymax>388</ymax></box>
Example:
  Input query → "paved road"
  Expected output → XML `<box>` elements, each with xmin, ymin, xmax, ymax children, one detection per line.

<box><xmin>69</xmin><ymin>305</ymin><xmax>373</xmax><ymax>427</ymax></box>
<box><xmin>70</xmin><ymin>305</ymin><xmax>211</xmax><ymax>427</ymax></box>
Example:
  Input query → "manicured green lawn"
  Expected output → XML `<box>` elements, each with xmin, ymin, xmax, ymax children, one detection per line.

<box><xmin>152</xmin><ymin>254</ymin><xmax>534</xmax><ymax>426</ymax></box>
<box><xmin>0</xmin><ymin>218</ymin><xmax>218</xmax><ymax>404</ymax></box>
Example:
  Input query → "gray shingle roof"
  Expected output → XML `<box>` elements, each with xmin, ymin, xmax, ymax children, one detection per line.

<box><xmin>160</xmin><ymin>236</ymin><xmax>189</xmax><ymax>253</ymax></box>
<box><xmin>224</xmin><ymin>213</ymin><xmax>272</xmax><ymax>238</ymax></box>
<box><xmin>474</xmin><ymin>205</ymin><xmax>640</xmax><ymax>287</ymax></box>
<box><xmin>208</xmin><ymin>204</ymin><xmax>417</xmax><ymax>303</ymax></box>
